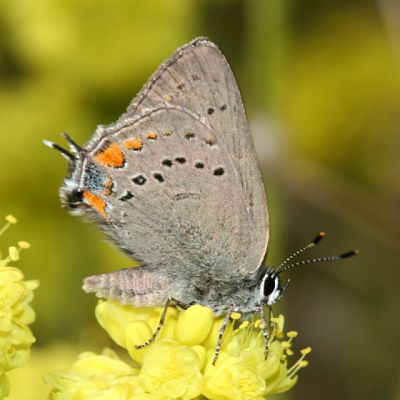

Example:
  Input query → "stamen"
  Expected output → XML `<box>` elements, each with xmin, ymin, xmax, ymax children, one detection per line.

<box><xmin>254</xmin><ymin>319</ymin><xmax>262</xmax><ymax>328</ymax></box>
<box><xmin>8</xmin><ymin>246</ymin><xmax>19</xmax><ymax>261</ymax></box>
<box><xmin>0</xmin><ymin>215</ymin><xmax>17</xmax><ymax>237</ymax></box>
<box><xmin>5</xmin><ymin>215</ymin><xmax>17</xmax><ymax>224</ymax></box>
<box><xmin>271</xmin><ymin>315</ymin><xmax>284</xmax><ymax>334</ymax></box>
<box><xmin>301</xmin><ymin>346</ymin><xmax>312</xmax><ymax>356</ymax></box>
<box><xmin>299</xmin><ymin>360</ymin><xmax>309</xmax><ymax>367</ymax></box>
<box><xmin>239</xmin><ymin>321</ymin><xmax>249</xmax><ymax>329</ymax></box>
<box><xmin>287</xmin><ymin>346</ymin><xmax>312</xmax><ymax>378</ymax></box>
<box><xmin>231</xmin><ymin>312</ymin><xmax>241</xmax><ymax>320</ymax></box>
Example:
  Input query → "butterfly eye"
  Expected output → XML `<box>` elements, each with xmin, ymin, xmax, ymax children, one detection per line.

<box><xmin>263</xmin><ymin>274</ymin><xmax>277</xmax><ymax>297</ymax></box>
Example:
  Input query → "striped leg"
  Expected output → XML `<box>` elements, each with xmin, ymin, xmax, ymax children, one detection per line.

<box><xmin>269</xmin><ymin>307</ymin><xmax>274</xmax><ymax>331</ymax></box>
<box><xmin>134</xmin><ymin>298</ymin><xmax>191</xmax><ymax>349</ymax></box>
<box><xmin>260</xmin><ymin>305</ymin><xmax>272</xmax><ymax>360</ymax></box>
<box><xmin>212</xmin><ymin>308</ymin><xmax>232</xmax><ymax>365</ymax></box>
<box><xmin>134</xmin><ymin>298</ymin><xmax>171</xmax><ymax>349</ymax></box>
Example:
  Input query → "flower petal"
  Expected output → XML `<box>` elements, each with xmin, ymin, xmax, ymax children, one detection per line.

<box><xmin>126</xmin><ymin>321</ymin><xmax>154</xmax><ymax>364</ymax></box>
<box><xmin>175</xmin><ymin>305</ymin><xmax>214</xmax><ymax>345</ymax></box>
<box><xmin>139</xmin><ymin>340</ymin><xmax>203</xmax><ymax>400</ymax></box>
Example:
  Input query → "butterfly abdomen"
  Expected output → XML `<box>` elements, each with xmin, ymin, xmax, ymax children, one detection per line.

<box><xmin>82</xmin><ymin>266</ymin><xmax>171</xmax><ymax>307</ymax></box>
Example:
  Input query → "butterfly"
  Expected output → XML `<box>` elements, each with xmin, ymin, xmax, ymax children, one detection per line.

<box><xmin>45</xmin><ymin>37</ymin><xmax>356</xmax><ymax>364</ymax></box>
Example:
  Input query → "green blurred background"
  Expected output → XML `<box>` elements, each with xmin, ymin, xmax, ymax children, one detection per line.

<box><xmin>1</xmin><ymin>0</ymin><xmax>399</xmax><ymax>398</ymax></box>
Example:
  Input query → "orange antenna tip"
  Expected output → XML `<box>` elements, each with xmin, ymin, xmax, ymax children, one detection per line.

<box><xmin>312</xmin><ymin>231</ymin><xmax>326</xmax><ymax>245</ymax></box>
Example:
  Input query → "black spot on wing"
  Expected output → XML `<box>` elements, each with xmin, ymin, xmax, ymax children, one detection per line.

<box><xmin>185</xmin><ymin>132</ymin><xmax>195</xmax><ymax>140</ymax></box>
<box><xmin>195</xmin><ymin>162</ymin><xmax>204</xmax><ymax>169</ymax></box>
<box><xmin>119</xmin><ymin>190</ymin><xmax>134</xmax><ymax>201</ymax></box>
<box><xmin>153</xmin><ymin>173</ymin><xmax>164</xmax><ymax>183</ymax></box>
<box><xmin>175</xmin><ymin>157</ymin><xmax>186</xmax><ymax>164</ymax></box>
<box><xmin>132</xmin><ymin>175</ymin><xmax>146</xmax><ymax>185</ymax></box>
<box><xmin>213</xmin><ymin>167</ymin><xmax>225</xmax><ymax>176</ymax></box>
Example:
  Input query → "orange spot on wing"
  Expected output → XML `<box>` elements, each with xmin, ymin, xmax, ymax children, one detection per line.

<box><xmin>83</xmin><ymin>192</ymin><xmax>108</xmax><ymax>218</ymax></box>
<box><xmin>95</xmin><ymin>143</ymin><xmax>125</xmax><ymax>168</ymax></box>
<box><xmin>144</xmin><ymin>132</ymin><xmax>158</xmax><ymax>140</ymax></box>
<box><xmin>102</xmin><ymin>179</ymin><xmax>113</xmax><ymax>196</ymax></box>
<box><xmin>124</xmin><ymin>137</ymin><xmax>143</xmax><ymax>151</ymax></box>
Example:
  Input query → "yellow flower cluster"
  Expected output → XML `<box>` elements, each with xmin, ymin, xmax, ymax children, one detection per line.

<box><xmin>0</xmin><ymin>215</ymin><xmax>39</xmax><ymax>397</ymax></box>
<box><xmin>46</xmin><ymin>300</ymin><xmax>310</xmax><ymax>400</ymax></box>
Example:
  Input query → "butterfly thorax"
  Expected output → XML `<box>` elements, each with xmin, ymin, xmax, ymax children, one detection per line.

<box><xmin>173</xmin><ymin>269</ymin><xmax>265</xmax><ymax>316</ymax></box>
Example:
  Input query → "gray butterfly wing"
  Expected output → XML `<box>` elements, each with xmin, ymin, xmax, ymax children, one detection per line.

<box><xmin>128</xmin><ymin>38</ymin><xmax>269</xmax><ymax>270</ymax></box>
<box><xmin>62</xmin><ymin>38</ymin><xmax>268</xmax><ymax>288</ymax></box>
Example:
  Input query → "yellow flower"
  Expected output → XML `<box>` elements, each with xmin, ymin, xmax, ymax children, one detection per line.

<box><xmin>203</xmin><ymin>355</ymin><xmax>266</xmax><ymax>400</ymax></box>
<box><xmin>46</xmin><ymin>300</ymin><xmax>310</xmax><ymax>399</ymax></box>
<box><xmin>45</xmin><ymin>349</ymin><xmax>140</xmax><ymax>400</ymax></box>
<box><xmin>0</xmin><ymin>215</ymin><xmax>38</xmax><ymax>397</ymax></box>
<box><xmin>0</xmin><ymin>373</ymin><xmax>9</xmax><ymax>398</ymax></box>
<box><xmin>174</xmin><ymin>304</ymin><xmax>214</xmax><ymax>345</ymax></box>
<box><xmin>139</xmin><ymin>340</ymin><xmax>203</xmax><ymax>399</ymax></box>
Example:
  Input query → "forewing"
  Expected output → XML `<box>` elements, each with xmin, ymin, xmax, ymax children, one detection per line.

<box><xmin>127</xmin><ymin>38</ymin><xmax>269</xmax><ymax>269</ymax></box>
<box><xmin>63</xmin><ymin>38</ymin><xmax>268</xmax><ymax>278</ymax></box>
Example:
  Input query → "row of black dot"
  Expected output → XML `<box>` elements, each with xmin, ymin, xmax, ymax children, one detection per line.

<box><xmin>174</xmin><ymin>80</ymin><xmax>228</xmax><ymax>115</ymax></box>
<box><xmin>161</xmin><ymin>157</ymin><xmax>225</xmax><ymax>176</ymax></box>
<box><xmin>207</xmin><ymin>104</ymin><xmax>226</xmax><ymax>115</ymax></box>
<box><xmin>183</xmin><ymin>131</ymin><xmax>215</xmax><ymax>146</ymax></box>
<box><xmin>144</xmin><ymin>131</ymin><xmax>214</xmax><ymax>145</ymax></box>
<box><xmin>118</xmin><ymin>165</ymin><xmax>225</xmax><ymax>201</ymax></box>
<box><xmin>131</xmin><ymin>166</ymin><xmax>225</xmax><ymax>186</ymax></box>
<box><xmin>162</xmin><ymin>157</ymin><xmax>208</xmax><ymax>168</ymax></box>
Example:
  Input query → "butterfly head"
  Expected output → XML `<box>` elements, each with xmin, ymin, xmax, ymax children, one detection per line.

<box><xmin>259</xmin><ymin>269</ymin><xmax>288</xmax><ymax>306</ymax></box>
<box><xmin>257</xmin><ymin>232</ymin><xmax>358</xmax><ymax>308</ymax></box>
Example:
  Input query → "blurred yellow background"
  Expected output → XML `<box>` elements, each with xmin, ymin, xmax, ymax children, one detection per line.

<box><xmin>1</xmin><ymin>0</ymin><xmax>399</xmax><ymax>399</ymax></box>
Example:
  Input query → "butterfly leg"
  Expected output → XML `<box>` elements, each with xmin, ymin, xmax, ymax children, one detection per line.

<box><xmin>260</xmin><ymin>305</ymin><xmax>273</xmax><ymax>360</ymax></box>
<box><xmin>134</xmin><ymin>298</ymin><xmax>172</xmax><ymax>349</ymax></box>
<box><xmin>212</xmin><ymin>307</ymin><xmax>233</xmax><ymax>365</ymax></box>
<box><xmin>174</xmin><ymin>299</ymin><xmax>194</xmax><ymax>310</ymax></box>
<box><xmin>269</xmin><ymin>306</ymin><xmax>274</xmax><ymax>331</ymax></box>
<box><xmin>134</xmin><ymin>298</ymin><xmax>192</xmax><ymax>349</ymax></box>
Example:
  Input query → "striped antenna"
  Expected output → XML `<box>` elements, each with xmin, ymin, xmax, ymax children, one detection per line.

<box><xmin>276</xmin><ymin>231</ymin><xmax>326</xmax><ymax>273</ymax></box>
<box><xmin>276</xmin><ymin>250</ymin><xmax>359</xmax><ymax>275</ymax></box>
